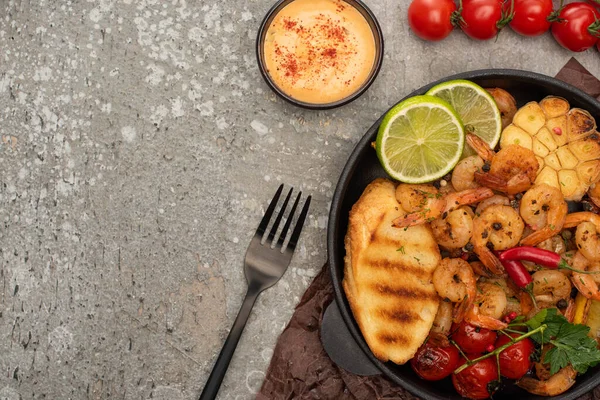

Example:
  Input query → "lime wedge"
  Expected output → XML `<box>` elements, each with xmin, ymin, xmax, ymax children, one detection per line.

<box><xmin>376</xmin><ymin>95</ymin><xmax>465</xmax><ymax>184</ymax></box>
<box><xmin>427</xmin><ymin>80</ymin><xmax>501</xmax><ymax>158</ymax></box>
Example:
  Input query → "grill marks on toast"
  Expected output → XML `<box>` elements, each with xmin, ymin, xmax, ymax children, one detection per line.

<box><xmin>371</xmin><ymin>283</ymin><xmax>438</xmax><ymax>302</ymax></box>
<box><xmin>365</xmin><ymin>258</ymin><xmax>430</xmax><ymax>279</ymax></box>
<box><xmin>343</xmin><ymin>179</ymin><xmax>442</xmax><ymax>364</ymax></box>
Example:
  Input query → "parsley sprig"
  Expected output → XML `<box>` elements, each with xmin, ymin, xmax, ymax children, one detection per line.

<box><xmin>454</xmin><ymin>308</ymin><xmax>600</xmax><ymax>376</ymax></box>
<box><xmin>525</xmin><ymin>308</ymin><xmax>600</xmax><ymax>375</ymax></box>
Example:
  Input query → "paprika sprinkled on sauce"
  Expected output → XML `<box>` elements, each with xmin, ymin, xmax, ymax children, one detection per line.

<box><xmin>263</xmin><ymin>0</ymin><xmax>376</xmax><ymax>104</ymax></box>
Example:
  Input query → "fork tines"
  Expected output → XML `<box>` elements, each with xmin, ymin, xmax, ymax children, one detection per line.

<box><xmin>257</xmin><ymin>184</ymin><xmax>311</xmax><ymax>252</ymax></box>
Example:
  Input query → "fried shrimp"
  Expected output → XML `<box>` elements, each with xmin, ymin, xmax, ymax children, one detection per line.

<box><xmin>575</xmin><ymin>222</ymin><xmax>600</xmax><ymax>262</ymax></box>
<box><xmin>430</xmin><ymin>207</ymin><xmax>474</xmax><ymax>250</ymax></box>
<box><xmin>517</xmin><ymin>365</ymin><xmax>577</xmax><ymax>396</ymax></box>
<box><xmin>392</xmin><ymin>187</ymin><xmax>494</xmax><ymax>228</ymax></box>
<box><xmin>395</xmin><ymin>183</ymin><xmax>438</xmax><ymax>213</ymax></box>
<box><xmin>432</xmin><ymin>258</ymin><xmax>476</xmax><ymax>323</ymax></box>
<box><xmin>472</xmin><ymin>205</ymin><xmax>525</xmax><ymax>275</ymax></box>
<box><xmin>531</xmin><ymin>270</ymin><xmax>572</xmax><ymax>308</ymax></box>
<box><xmin>571</xmin><ymin>252</ymin><xmax>600</xmax><ymax>300</ymax></box>
<box><xmin>474</xmin><ymin>194</ymin><xmax>510</xmax><ymax>216</ymax></box>
<box><xmin>451</xmin><ymin>155</ymin><xmax>484</xmax><ymax>191</ymax></box>
<box><xmin>564</xmin><ymin>212</ymin><xmax>600</xmax><ymax>261</ymax></box>
<box><xmin>464</xmin><ymin>303</ymin><xmax>508</xmax><ymax>330</ymax></box>
<box><xmin>469</xmin><ymin>261</ymin><xmax>494</xmax><ymax>278</ymax></box>
<box><xmin>520</xmin><ymin>184</ymin><xmax>568</xmax><ymax>246</ymax></box>
<box><xmin>475</xmin><ymin>282</ymin><xmax>507</xmax><ymax>320</ymax></box>
<box><xmin>467</xmin><ymin>133</ymin><xmax>539</xmax><ymax>195</ymax></box>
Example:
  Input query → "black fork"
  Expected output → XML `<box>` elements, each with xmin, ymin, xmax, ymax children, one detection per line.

<box><xmin>199</xmin><ymin>185</ymin><xmax>311</xmax><ymax>400</ymax></box>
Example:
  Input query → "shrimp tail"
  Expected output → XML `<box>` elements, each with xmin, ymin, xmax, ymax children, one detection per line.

<box><xmin>563</xmin><ymin>297</ymin><xmax>577</xmax><ymax>323</ymax></box>
<box><xmin>444</xmin><ymin>188</ymin><xmax>495</xmax><ymax>212</ymax></box>
<box><xmin>466</xmin><ymin>133</ymin><xmax>495</xmax><ymax>162</ymax></box>
<box><xmin>517</xmin><ymin>366</ymin><xmax>577</xmax><ymax>396</ymax></box>
<box><xmin>571</xmin><ymin>273</ymin><xmax>600</xmax><ymax>301</ymax></box>
<box><xmin>519</xmin><ymin>290</ymin><xmax>535</xmax><ymax>316</ymax></box>
<box><xmin>474</xmin><ymin>245</ymin><xmax>505</xmax><ymax>275</ymax></box>
<box><xmin>453</xmin><ymin>294</ymin><xmax>474</xmax><ymax>324</ymax></box>
<box><xmin>470</xmin><ymin>261</ymin><xmax>495</xmax><ymax>278</ymax></box>
<box><xmin>474</xmin><ymin>171</ymin><xmax>534</xmax><ymax>195</ymax></box>
<box><xmin>392</xmin><ymin>213</ymin><xmax>426</xmax><ymax>228</ymax></box>
<box><xmin>564</xmin><ymin>212</ymin><xmax>600</xmax><ymax>229</ymax></box>
<box><xmin>474</xmin><ymin>171</ymin><xmax>508</xmax><ymax>192</ymax></box>
<box><xmin>521</xmin><ymin>227</ymin><xmax>556</xmax><ymax>247</ymax></box>
<box><xmin>393</xmin><ymin>198</ymin><xmax>445</xmax><ymax>228</ymax></box>
<box><xmin>464</xmin><ymin>305</ymin><xmax>508</xmax><ymax>330</ymax></box>
<box><xmin>505</xmin><ymin>172</ymin><xmax>534</xmax><ymax>195</ymax></box>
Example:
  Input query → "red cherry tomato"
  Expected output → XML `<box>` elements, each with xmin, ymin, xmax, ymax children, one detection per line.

<box><xmin>410</xmin><ymin>340</ymin><xmax>460</xmax><ymax>380</ymax></box>
<box><xmin>452</xmin><ymin>356</ymin><xmax>499</xmax><ymax>400</ymax></box>
<box><xmin>495</xmin><ymin>333</ymin><xmax>535</xmax><ymax>379</ymax></box>
<box><xmin>509</xmin><ymin>0</ymin><xmax>553</xmax><ymax>36</ymax></box>
<box><xmin>460</xmin><ymin>0</ymin><xmax>505</xmax><ymax>40</ymax></box>
<box><xmin>551</xmin><ymin>2</ymin><xmax>600</xmax><ymax>52</ymax></box>
<box><xmin>451</xmin><ymin>321</ymin><xmax>497</xmax><ymax>353</ymax></box>
<box><xmin>408</xmin><ymin>0</ymin><xmax>457</xmax><ymax>41</ymax></box>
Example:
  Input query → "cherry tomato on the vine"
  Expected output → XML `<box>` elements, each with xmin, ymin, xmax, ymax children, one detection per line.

<box><xmin>551</xmin><ymin>2</ymin><xmax>600</xmax><ymax>52</ymax></box>
<box><xmin>452</xmin><ymin>356</ymin><xmax>500</xmax><ymax>400</ymax></box>
<box><xmin>451</xmin><ymin>321</ymin><xmax>497</xmax><ymax>353</ymax></box>
<box><xmin>460</xmin><ymin>0</ymin><xmax>506</xmax><ymax>40</ymax></box>
<box><xmin>495</xmin><ymin>333</ymin><xmax>535</xmax><ymax>379</ymax></box>
<box><xmin>508</xmin><ymin>0</ymin><xmax>554</xmax><ymax>36</ymax></box>
<box><xmin>408</xmin><ymin>0</ymin><xmax>457</xmax><ymax>41</ymax></box>
<box><xmin>410</xmin><ymin>340</ymin><xmax>460</xmax><ymax>381</ymax></box>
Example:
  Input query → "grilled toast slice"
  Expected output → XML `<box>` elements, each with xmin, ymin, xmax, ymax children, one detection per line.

<box><xmin>343</xmin><ymin>178</ymin><xmax>441</xmax><ymax>364</ymax></box>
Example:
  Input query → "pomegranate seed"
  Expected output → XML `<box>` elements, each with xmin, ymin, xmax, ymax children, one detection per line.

<box><xmin>553</xmin><ymin>127</ymin><xmax>562</xmax><ymax>136</ymax></box>
<box><xmin>486</xmin><ymin>344</ymin><xmax>495</xmax><ymax>353</ymax></box>
<box><xmin>508</xmin><ymin>311</ymin><xmax>518</xmax><ymax>320</ymax></box>
<box><xmin>460</xmin><ymin>252</ymin><xmax>469</xmax><ymax>260</ymax></box>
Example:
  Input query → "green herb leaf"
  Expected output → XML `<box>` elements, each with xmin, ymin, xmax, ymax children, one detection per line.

<box><xmin>525</xmin><ymin>308</ymin><xmax>566</xmax><ymax>344</ymax></box>
<box><xmin>547</xmin><ymin>323</ymin><xmax>600</xmax><ymax>374</ymax></box>
<box><xmin>545</xmin><ymin>346</ymin><xmax>569</xmax><ymax>375</ymax></box>
<box><xmin>396</xmin><ymin>246</ymin><xmax>405</xmax><ymax>254</ymax></box>
<box><xmin>527</xmin><ymin>308</ymin><xmax>600</xmax><ymax>376</ymax></box>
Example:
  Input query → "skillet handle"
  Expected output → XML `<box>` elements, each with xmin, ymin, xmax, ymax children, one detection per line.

<box><xmin>320</xmin><ymin>301</ymin><xmax>381</xmax><ymax>376</ymax></box>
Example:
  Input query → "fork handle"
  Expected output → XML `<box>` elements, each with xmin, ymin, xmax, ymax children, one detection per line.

<box><xmin>199</xmin><ymin>285</ymin><xmax>261</xmax><ymax>400</ymax></box>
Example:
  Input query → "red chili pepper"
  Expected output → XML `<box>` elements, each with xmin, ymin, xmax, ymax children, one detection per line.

<box><xmin>498</xmin><ymin>247</ymin><xmax>561</xmax><ymax>268</ymax></box>
<box><xmin>498</xmin><ymin>246</ymin><xmax>596</xmax><ymax>274</ymax></box>
<box><xmin>500</xmin><ymin>259</ymin><xmax>532</xmax><ymax>288</ymax></box>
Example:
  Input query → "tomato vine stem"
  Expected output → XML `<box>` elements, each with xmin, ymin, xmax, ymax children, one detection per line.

<box><xmin>453</xmin><ymin>324</ymin><xmax>546</xmax><ymax>374</ymax></box>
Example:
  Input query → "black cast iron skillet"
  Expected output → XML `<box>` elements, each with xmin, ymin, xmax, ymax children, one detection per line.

<box><xmin>324</xmin><ymin>69</ymin><xmax>600</xmax><ymax>400</ymax></box>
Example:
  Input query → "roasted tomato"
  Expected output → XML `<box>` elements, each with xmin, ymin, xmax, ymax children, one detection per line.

<box><xmin>452</xmin><ymin>356</ymin><xmax>500</xmax><ymax>399</ymax></box>
<box><xmin>495</xmin><ymin>333</ymin><xmax>535</xmax><ymax>379</ymax></box>
<box><xmin>451</xmin><ymin>321</ymin><xmax>497</xmax><ymax>353</ymax></box>
<box><xmin>410</xmin><ymin>340</ymin><xmax>460</xmax><ymax>380</ymax></box>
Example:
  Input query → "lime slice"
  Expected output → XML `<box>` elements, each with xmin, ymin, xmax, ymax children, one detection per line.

<box><xmin>376</xmin><ymin>95</ymin><xmax>465</xmax><ymax>184</ymax></box>
<box><xmin>427</xmin><ymin>79</ymin><xmax>501</xmax><ymax>158</ymax></box>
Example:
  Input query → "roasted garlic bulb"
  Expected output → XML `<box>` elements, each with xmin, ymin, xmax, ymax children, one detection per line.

<box><xmin>500</xmin><ymin>96</ymin><xmax>600</xmax><ymax>201</ymax></box>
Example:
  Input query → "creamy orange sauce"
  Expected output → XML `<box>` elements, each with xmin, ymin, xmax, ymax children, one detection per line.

<box><xmin>263</xmin><ymin>0</ymin><xmax>376</xmax><ymax>104</ymax></box>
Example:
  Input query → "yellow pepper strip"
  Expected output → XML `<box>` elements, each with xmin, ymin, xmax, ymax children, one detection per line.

<box><xmin>573</xmin><ymin>293</ymin><xmax>590</xmax><ymax>325</ymax></box>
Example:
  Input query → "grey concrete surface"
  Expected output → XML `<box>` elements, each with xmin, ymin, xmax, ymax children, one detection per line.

<box><xmin>0</xmin><ymin>0</ymin><xmax>598</xmax><ymax>399</ymax></box>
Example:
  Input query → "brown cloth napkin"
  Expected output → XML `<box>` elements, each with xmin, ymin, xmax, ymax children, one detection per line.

<box><xmin>257</xmin><ymin>58</ymin><xmax>600</xmax><ymax>400</ymax></box>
